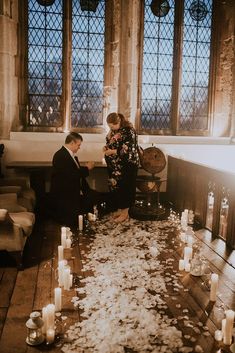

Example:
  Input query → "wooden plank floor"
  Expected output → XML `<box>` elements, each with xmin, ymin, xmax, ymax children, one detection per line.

<box><xmin>0</xmin><ymin>214</ymin><xmax>235</xmax><ymax>353</ymax></box>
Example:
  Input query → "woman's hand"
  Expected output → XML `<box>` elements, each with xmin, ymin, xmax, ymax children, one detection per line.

<box><xmin>104</xmin><ymin>148</ymin><xmax>117</xmax><ymax>156</ymax></box>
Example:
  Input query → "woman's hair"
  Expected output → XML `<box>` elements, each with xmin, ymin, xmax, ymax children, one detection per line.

<box><xmin>65</xmin><ymin>132</ymin><xmax>83</xmax><ymax>144</ymax></box>
<box><xmin>106</xmin><ymin>112</ymin><xmax>133</xmax><ymax>128</ymax></box>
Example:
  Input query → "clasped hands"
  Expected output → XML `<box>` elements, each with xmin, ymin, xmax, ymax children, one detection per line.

<box><xmin>85</xmin><ymin>161</ymin><xmax>95</xmax><ymax>170</ymax></box>
<box><xmin>102</xmin><ymin>146</ymin><xmax>117</xmax><ymax>156</ymax></box>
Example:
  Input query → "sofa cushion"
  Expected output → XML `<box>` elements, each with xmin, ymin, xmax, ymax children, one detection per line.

<box><xmin>10</xmin><ymin>212</ymin><xmax>35</xmax><ymax>237</ymax></box>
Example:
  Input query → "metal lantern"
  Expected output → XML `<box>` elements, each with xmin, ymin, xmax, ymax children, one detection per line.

<box><xmin>26</xmin><ymin>311</ymin><xmax>44</xmax><ymax>346</ymax></box>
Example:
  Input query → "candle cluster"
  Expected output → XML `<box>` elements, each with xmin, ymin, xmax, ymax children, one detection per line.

<box><xmin>58</xmin><ymin>259</ymin><xmax>73</xmax><ymax>290</ymax></box>
<box><xmin>178</xmin><ymin>227</ymin><xmax>194</xmax><ymax>272</ymax></box>
<box><xmin>180</xmin><ymin>209</ymin><xmax>194</xmax><ymax>229</ymax></box>
<box><xmin>214</xmin><ymin>310</ymin><xmax>235</xmax><ymax>346</ymax></box>
<box><xmin>34</xmin><ymin>226</ymin><xmax>75</xmax><ymax>345</ymax></box>
<box><xmin>42</xmin><ymin>304</ymin><xmax>56</xmax><ymax>344</ymax></box>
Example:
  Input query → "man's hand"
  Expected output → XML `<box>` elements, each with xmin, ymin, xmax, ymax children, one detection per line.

<box><xmin>86</xmin><ymin>161</ymin><xmax>95</xmax><ymax>170</ymax></box>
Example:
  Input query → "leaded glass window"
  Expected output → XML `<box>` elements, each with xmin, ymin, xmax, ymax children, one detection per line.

<box><xmin>71</xmin><ymin>0</ymin><xmax>105</xmax><ymax>128</ymax></box>
<box><xmin>141</xmin><ymin>0</ymin><xmax>175</xmax><ymax>131</ymax></box>
<box><xmin>27</xmin><ymin>0</ymin><xmax>105</xmax><ymax>129</ymax></box>
<box><xmin>141</xmin><ymin>0</ymin><xmax>214</xmax><ymax>135</ymax></box>
<box><xmin>179</xmin><ymin>0</ymin><xmax>213</xmax><ymax>131</ymax></box>
<box><xmin>28</xmin><ymin>0</ymin><xmax>63</xmax><ymax>127</ymax></box>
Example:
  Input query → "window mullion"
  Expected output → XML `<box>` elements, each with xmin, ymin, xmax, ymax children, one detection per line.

<box><xmin>171</xmin><ymin>0</ymin><xmax>184</xmax><ymax>135</ymax></box>
<box><xmin>62</xmin><ymin>0</ymin><xmax>72</xmax><ymax>131</ymax></box>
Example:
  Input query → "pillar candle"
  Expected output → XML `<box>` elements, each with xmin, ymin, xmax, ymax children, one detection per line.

<box><xmin>61</xmin><ymin>232</ymin><xmax>66</xmax><ymax>248</ymax></box>
<box><xmin>180</xmin><ymin>232</ymin><xmax>186</xmax><ymax>243</ymax></box>
<box><xmin>61</xmin><ymin>226</ymin><xmax>67</xmax><ymax>234</ymax></box>
<box><xmin>185</xmin><ymin>262</ymin><xmax>191</xmax><ymax>272</ymax></box>
<box><xmin>221</xmin><ymin>318</ymin><xmax>226</xmax><ymax>337</ymax></box>
<box><xmin>46</xmin><ymin>304</ymin><xmax>55</xmax><ymax>330</ymax></box>
<box><xmin>58</xmin><ymin>245</ymin><xmax>64</xmax><ymax>262</ymax></box>
<box><xmin>214</xmin><ymin>329</ymin><xmax>223</xmax><ymax>342</ymax></box>
<box><xmin>187</xmin><ymin>235</ymin><xmax>193</xmax><ymax>247</ymax></box>
<box><xmin>210</xmin><ymin>273</ymin><xmax>219</xmax><ymax>301</ymax></box>
<box><xmin>78</xmin><ymin>215</ymin><xmax>83</xmax><ymax>231</ymax></box>
<box><xmin>223</xmin><ymin>310</ymin><xmax>235</xmax><ymax>345</ymax></box>
<box><xmin>65</xmin><ymin>238</ymin><xmax>71</xmax><ymax>248</ymax></box>
<box><xmin>66</xmin><ymin>230</ymin><xmax>72</xmax><ymax>238</ymax></box>
<box><xmin>178</xmin><ymin>259</ymin><xmax>185</xmax><ymax>271</ymax></box>
<box><xmin>88</xmin><ymin>212</ymin><xmax>93</xmax><ymax>221</ymax></box>
<box><xmin>184</xmin><ymin>246</ymin><xmax>193</xmax><ymax>261</ymax></box>
<box><xmin>42</xmin><ymin>306</ymin><xmax>48</xmax><ymax>334</ymax></box>
<box><xmin>63</xmin><ymin>266</ymin><xmax>71</xmax><ymax>290</ymax></box>
<box><xmin>69</xmin><ymin>274</ymin><xmax>73</xmax><ymax>289</ymax></box>
<box><xmin>54</xmin><ymin>287</ymin><xmax>62</xmax><ymax>312</ymax></box>
<box><xmin>46</xmin><ymin>328</ymin><xmax>55</xmax><ymax>344</ymax></box>
<box><xmin>58</xmin><ymin>260</ymin><xmax>67</xmax><ymax>287</ymax></box>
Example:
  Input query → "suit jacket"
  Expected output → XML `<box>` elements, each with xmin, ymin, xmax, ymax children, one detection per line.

<box><xmin>50</xmin><ymin>146</ymin><xmax>90</xmax><ymax>225</ymax></box>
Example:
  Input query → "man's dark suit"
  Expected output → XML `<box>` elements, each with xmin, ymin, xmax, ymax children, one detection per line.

<box><xmin>50</xmin><ymin>146</ymin><xmax>91</xmax><ymax>227</ymax></box>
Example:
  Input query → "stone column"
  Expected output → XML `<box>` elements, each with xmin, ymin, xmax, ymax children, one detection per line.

<box><xmin>0</xmin><ymin>0</ymin><xmax>19</xmax><ymax>139</ymax></box>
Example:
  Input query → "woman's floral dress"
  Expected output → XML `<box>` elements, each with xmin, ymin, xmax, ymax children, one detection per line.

<box><xmin>105</xmin><ymin>126</ymin><xmax>139</xmax><ymax>209</ymax></box>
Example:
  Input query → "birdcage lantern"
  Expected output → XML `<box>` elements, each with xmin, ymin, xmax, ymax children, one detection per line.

<box><xmin>26</xmin><ymin>311</ymin><xmax>44</xmax><ymax>346</ymax></box>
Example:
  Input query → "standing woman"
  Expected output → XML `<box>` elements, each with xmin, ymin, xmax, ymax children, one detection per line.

<box><xmin>103</xmin><ymin>112</ymin><xmax>139</xmax><ymax>222</ymax></box>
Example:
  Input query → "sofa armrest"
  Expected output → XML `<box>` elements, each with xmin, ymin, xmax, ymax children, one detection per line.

<box><xmin>0</xmin><ymin>185</ymin><xmax>22</xmax><ymax>195</ymax></box>
<box><xmin>0</xmin><ymin>193</ymin><xmax>27</xmax><ymax>212</ymax></box>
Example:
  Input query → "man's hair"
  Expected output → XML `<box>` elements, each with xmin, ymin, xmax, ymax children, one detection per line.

<box><xmin>65</xmin><ymin>132</ymin><xmax>83</xmax><ymax>144</ymax></box>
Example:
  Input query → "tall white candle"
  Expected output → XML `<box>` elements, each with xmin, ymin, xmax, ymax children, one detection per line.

<box><xmin>42</xmin><ymin>306</ymin><xmax>48</xmax><ymax>334</ymax></box>
<box><xmin>65</xmin><ymin>238</ymin><xmax>72</xmax><ymax>248</ymax></box>
<box><xmin>187</xmin><ymin>235</ymin><xmax>193</xmax><ymax>247</ymax></box>
<box><xmin>58</xmin><ymin>260</ymin><xmax>67</xmax><ymax>287</ymax></box>
<box><xmin>61</xmin><ymin>226</ymin><xmax>67</xmax><ymax>234</ymax></box>
<box><xmin>185</xmin><ymin>262</ymin><xmax>191</xmax><ymax>272</ymax></box>
<box><xmin>88</xmin><ymin>212</ymin><xmax>93</xmax><ymax>221</ymax></box>
<box><xmin>210</xmin><ymin>273</ymin><xmax>219</xmax><ymax>301</ymax></box>
<box><xmin>223</xmin><ymin>310</ymin><xmax>235</xmax><ymax>345</ymax></box>
<box><xmin>61</xmin><ymin>232</ymin><xmax>66</xmax><ymax>248</ymax></box>
<box><xmin>46</xmin><ymin>304</ymin><xmax>55</xmax><ymax>330</ymax></box>
<box><xmin>78</xmin><ymin>215</ymin><xmax>83</xmax><ymax>231</ymax></box>
<box><xmin>46</xmin><ymin>328</ymin><xmax>55</xmax><ymax>344</ymax></box>
<box><xmin>63</xmin><ymin>266</ymin><xmax>71</xmax><ymax>290</ymax></box>
<box><xmin>58</xmin><ymin>245</ymin><xmax>64</xmax><ymax>262</ymax></box>
<box><xmin>66</xmin><ymin>230</ymin><xmax>72</xmax><ymax>238</ymax></box>
<box><xmin>214</xmin><ymin>329</ymin><xmax>223</xmax><ymax>342</ymax></box>
<box><xmin>221</xmin><ymin>318</ymin><xmax>226</xmax><ymax>337</ymax></box>
<box><xmin>54</xmin><ymin>287</ymin><xmax>62</xmax><ymax>312</ymax></box>
<box><xmin>178</xmin><ymin>259</ymin><xmax>185</xmax><ymax>271</ymax></box>
<box><xmin>184</xmin><ymin>246</ymin><xmax>193</xmax><ymax>261</ymax></box>
<box><xmin>69</xmin><ymin>274</ymin><xmax>73</xmax><ymax>289</ymax></box>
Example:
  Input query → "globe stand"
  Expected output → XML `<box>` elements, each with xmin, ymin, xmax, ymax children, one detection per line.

<box><xmin>130</xmin><ymin>146</ymin><xmax>168</xmax><ymax>221</ymax></box>
<box><xmin>130</xmin><ymin>176</ymin><xmax>168</xmax><ymax>221</ymax></box>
